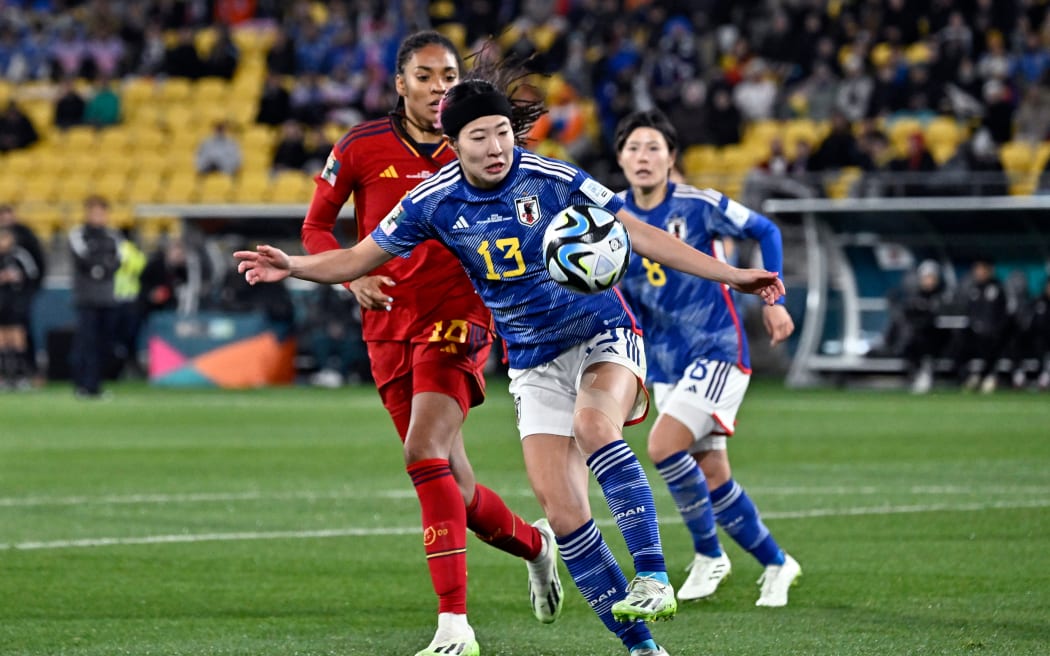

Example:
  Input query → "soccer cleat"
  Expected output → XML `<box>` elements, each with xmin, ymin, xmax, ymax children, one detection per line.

<box><xmin>630</xmin><ymin>645</ymin><xmax>670</xmax><ymax>656</ymax></box>
<box><xmin>677</xmin><ymin>552</ymin><xmax>731</xmax><ymax>601</ymax></box>
<box><xmin>611</xmin><ymin>576</ymin><xmax>678</xmax><ymax>622</ymax></box>
<box><xmin>526</xmin><ymin>518</ymin><xmax>563</xmax><ymax>623</ymax></box>
<box><xmin>755</xmin><ymin>553</ymin><xmax>801</xmax><ymax>607</ymax></box>
<box><xmin>414</xmin><ymin>627</ymin><xmax>480</xmax><ymax>656</ymax></box>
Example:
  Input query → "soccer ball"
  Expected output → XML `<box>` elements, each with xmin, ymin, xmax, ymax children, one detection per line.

<box><xmin>543</xmin><ymin>204</ymin><xmax>632</xmax><ymax>294</ymax></box>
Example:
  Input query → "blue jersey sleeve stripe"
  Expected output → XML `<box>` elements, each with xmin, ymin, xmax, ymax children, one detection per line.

<box><xmin>408</xmin><ymin>165</ymin><xmax>461</xmax><ymax>202</ymax></box>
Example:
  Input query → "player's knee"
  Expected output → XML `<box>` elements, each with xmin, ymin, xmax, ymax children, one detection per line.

<box><xmin>571</xmin><ymin>406</ymin><xmax>620</xmax><ymax>454</ymax></box>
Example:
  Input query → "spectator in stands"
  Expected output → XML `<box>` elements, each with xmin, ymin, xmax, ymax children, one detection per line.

<box><xmin>111</xmin><ymin>233</ymin><xmax>147</xmax><ymax>379</ymax></box>
<box><xmin>69</xmin><ymin>195</ymin><xmax>123</xmax><ymax>399</ymax></box>
<box><xmin>195</xmin><ymin>121</ymin><xmax>242</xmax><ymax>176</ymax></box>
<box><xmin>0</xmin><ymin>100</ymin><xmax>38</xmax><ymax>153</ymax></box>
<box><xmin>290</xmin><ymin>73</ymin><xmax>327</xmax><ymax>127</ymax></box>
<box><xmin>0</xmin><ymin>204</ymin><xmax>45</xmax><ymax>384</ymax></box>
<box><xmin>49</xmin><ymin>24</ymin><xmax>86</xmax><ymax>81</ymax></box>
<box><xmin>885</xmin><ymin>132</ymin><xmax>938</xmax><ymax>197</ymax></box>
<box><xmin>938</xmin><ymin>128</ymin><xmax>1009</xmax><ymax>197</ymax></box>
<box><xmin>83</xmin><ymin>24</ymin><xmax>125</xmax><ymax>81</ymax></box>
<box><xmin>705</xmin><ymin>83</ymin><xmax>741</xmax><ymax>147</ymax></box>
<box><xmin>271</xmin><ymin>120</ymin><xmax>307</xmax><ymax>173</ymax></box>
<box><xmin>666</xmin><ymin>78</ymin><xmax>707</xmax><ymax>150</ymax></box>
<box><xmin>256</xmin><ymin>73</ymin><xmax>292</xmax><ymax>126</ymax></box>
<box><xmin>203</xmin><ymin>24</ymin><xmax>239</xmax><ymax>79</ymax></box>
<box><xmin>265</xmin><ymin>29</ymin><xmax>296</xmax><ymax>76</ymax></box>
<box><xmin>1013</xmin><ymin>81</ymin><xmax>1050</xmax><ymax>144</ymax></box>
<box><xmin>733</xmin><ymin>58</ymin><xmax>777</xmax><ymax>122</ymax></box>
<box><xmin>0</xmin><ymin>226</ymin><xmax>41</xmax><ymax>390</ymax></box>
<box><xmin>83</xmin><ymin>77</ymin><xmax>121</xmax><ymax>127</ymax></box>
<box><xmin>949</xmin><ymin>257</ymin><xmax>1009</xmax><ymax>393</ymax></box>
<box><xmin>981</xmin><ymin>78</ymin><xmax>1015</xmax><ymax>144</ymax></box>
<box><xmin>883</xmin><ymin>259</ymin><xmax>951</xmax><ymax>394</ymax></box>
<box><xmin>809</xmin><ymin>110</ymin><xmax>868</xmax><ymax>173</ymax></box>
<box><xmin>836</xmin><ymin>54</ymin><xmax>874</xmax><ymax>123</ymax></box>
<box><xmin>53</xmin><ymin>77</ymin><xmax>86</xmax><ymax>129</ymax></box>
<box><xmin>164</xmin><ymin>27</ymin><xmax>205</xmax><ymax>79</ymax></box>
<box><xmin>129</xmin><ymin>20</ymin><xmax>168</xmax><ymax>76</ymax></box>
<box><xmin>302</xmin><ymin>124</ymin><xmax>332</xmax><ymax>173</ymax></box>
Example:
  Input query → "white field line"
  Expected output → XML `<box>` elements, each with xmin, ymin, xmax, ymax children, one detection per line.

<box><xmin>2</xmin><ymin>498</ymin><xmax>1048</xmax><ymax>551</ymax></box>
<box><xmin>3</xmin><ymin>484</ymin><xmax>1050</xmax><ymax>507</ymax></box>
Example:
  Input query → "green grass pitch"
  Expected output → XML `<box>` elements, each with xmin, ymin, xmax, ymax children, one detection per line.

<box><xmin>2</xmin><ymin>379</ymin><xmax>1048</xmax><ymax>655</ymax></box>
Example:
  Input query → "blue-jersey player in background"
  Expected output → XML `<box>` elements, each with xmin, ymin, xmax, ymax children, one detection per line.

<box><xmin>615</xmin><ymin>109</ymin><xmax>802</xmax><ymax>607</ymax></box>
<box><xmin>236</xmin><ymin>72</ymin><xmax>785</xmax><ymax>656</ymax></box>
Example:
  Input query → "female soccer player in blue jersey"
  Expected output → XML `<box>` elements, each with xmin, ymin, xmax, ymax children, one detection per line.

<box><xmin>236</xmin><ymin>77</ymin><xmax>784</xmax><ymax>656</ymax></box>
<box><xmin>615</xmin><ymin>109</ymin><xmax>801</xmax><ymax>607</ymax></box>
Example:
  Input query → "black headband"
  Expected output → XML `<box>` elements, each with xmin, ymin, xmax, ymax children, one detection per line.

<box><xmin>440</xmin><ymin>91</ymin><xmax>513</xmax><ymax>139</ymax></box>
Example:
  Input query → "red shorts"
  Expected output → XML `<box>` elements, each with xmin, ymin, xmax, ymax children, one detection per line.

<box><xmin>368</xmin><ymin>320</ymin><xmax>493</xmax><ymax>440</ymax></box>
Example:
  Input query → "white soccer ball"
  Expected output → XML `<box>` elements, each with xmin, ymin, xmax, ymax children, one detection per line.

<box><xmin>542</xmin><ymin>204</ymin><xmax>632</xmax><ymax>294</ymax></box>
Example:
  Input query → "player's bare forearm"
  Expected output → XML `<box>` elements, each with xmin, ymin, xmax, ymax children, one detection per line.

<box><xmin>289</xmin><ymin>238</ymin><xmax>392</xmax><ymax>284</ymax></box>
<box><xmin>619</xmin><ymin>209</ymin><xmax>785</xmax><ymax>303</ymax></box>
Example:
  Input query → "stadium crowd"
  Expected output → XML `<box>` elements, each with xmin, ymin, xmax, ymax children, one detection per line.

<box><xmin>0</xmin><ymin>0</ymin><xmax>1048</xmax><ymax>393</ymax></box>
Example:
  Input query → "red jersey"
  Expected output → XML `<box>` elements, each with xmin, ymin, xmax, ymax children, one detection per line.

<box><xmin>303</xmin><ymin>116</ymin><xmax>492</xmax><ymax>342</ymax></box>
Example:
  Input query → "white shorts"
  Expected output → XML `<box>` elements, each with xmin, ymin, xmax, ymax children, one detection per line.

<box><xmin>652</xmin><ymin>357</ymin><xmax>751</xmax><ymax>453</ymax></box>
<box><xmin>508</xmin><ymin>327</ymin><xmax>648</xmax><ymax>439</ymax></box>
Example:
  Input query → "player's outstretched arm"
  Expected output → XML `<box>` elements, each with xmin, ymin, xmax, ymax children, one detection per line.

<box><xmin>235</xmin><ymin>237</ymin><xmax>394</xmax><ymax>286</ymax></box>
<box><xmin>617</xmin><ymin>209</ymin><xmax>786</xmax><ymax>304</ymax></box>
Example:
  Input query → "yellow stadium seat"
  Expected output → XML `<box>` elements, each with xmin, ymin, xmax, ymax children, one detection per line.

<box><xmin>682</xmin><ymin>145</ymin><xmax>718</xmax><ymax>175</ymax></box>
<box><xmin>55</xmin><ymin>174</ymin><xmax>94</xmax><ymax>204</ymax></box>
<box><xmin>156</xmin><ymin>172</ymin><xmax>199</xmax><ymax>204</ymax></box>
<box><xmin>930</xmin><ymin>141</ymin><xmax>958</xmax><ymax>165</ymax></box>
<box><xmin>888</xmin><ymin>118</ymin><xmax>923</xmax><ymax>154</ymax></box>
<box><xmin>783</xmin><ymin>119</ymin><xmax>822</xmax><ymax>153</ymax></box>
<box><xmin>718</xmin><ymin>145</ymin><xmax>762</xmax><ymax>173</ymax></box>
<box><xmin>21</xmin><ymin>177</ymin><xmax>58</xmax><ymax>204</ymax></box>
<box><xmin>1000</xmin><ymin>141</ymin><xmax>1035</xmax><ymax>174</ymax></box>
<box><xmin>194</xmin><ymin>77</ymin><xmax>229</xmax><ymax>104</ymax></box>
<box><xmin>97</xmin><ymin>126</ymin><xmax>132</xmax><ymax>153</ymax></box>
<box><xmin>23</xmin><ymin>99</ymin><xmax>54</xmax><ymax>133</ymax></box>
<box><xmin>94</xmin><ymin>171</ymin><xmax>130</xmax><ymax>202</ymax></box>
<box><xmin>194</xmin><ymin>28</ymin><xmax>218</xmax><ymax>57</ymax></box>
<box><xmin>233</xmin><ymin>170</ymin><xmax>271</xmax><ymax>203</ymax></box>
<box><xmin>924</xmin><ymin>117</ymin><xmax>963</xmax><ymax>150</ymax></box>
<box><xmin>164</xmin><ymin>104</ymin><xmax>195</xmax><ymax>130</ymax></box>
<box><xmin>197</xmin><ymin>173</ymin><xmax>235</xmax><ymax>202</ymax></box>
<box><xmin>108</xmin><ymin>202</ymin><xmax>135</xmax><ymax>230</ymax></box>
<box><xmin>125</xmin><ymin>174</ymin><xmax>162</xmax><ymax>203</ymax></box>
<box><xmin>269</xmin><ymin>170</ymin><xmax>312</xmax><ymax>203</ymax></box>
<box><xmin>62</xmin><ymin>151</ymin><xmax>104</xmax><ymax>177</ymax></box>
<box><xmin>16</xmin><ymin>204</ymin><xmax>62</xmax><ymax>240</ymax></box>
<box><xmin>158</xmin><ymin>78</ymin><xmax>193</xmax><ymax>103</ymax></box>
<box><xmin>62</xmin><ymin>125</ymin><xmax>99</xmax><ymax>153</ymax></box>
<box><xmin>127</xmin><ymin>127</ymin><xmax>167</xmax><ymax>152</ymax></box>
<box><xmin>743</xmin><ymin>120</ymin><xmax>781</xmax><ymax>147</ymax></box>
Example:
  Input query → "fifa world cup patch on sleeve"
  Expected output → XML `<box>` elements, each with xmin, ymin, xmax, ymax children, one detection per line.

<box><xmin>380</xmin><ymin>204</ymin><xmax>405</xmax><ymax>235</ymax></box>
<box><xmin>580</xmin><ymin>178</ymin><xmax>614</xmax><ymax>205</ymax></box>
<box><xmin>321</xmin><ymin>153</ymin><xmax>341</xmax><ymax>186</ymax></box>
<box><xmin>723</xmin><ymin>198</ymin><xmax>750</xmax><ymax>228</ymax></box>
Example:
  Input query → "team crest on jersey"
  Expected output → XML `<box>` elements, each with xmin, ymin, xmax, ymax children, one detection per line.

<box><xmin>514</xmin><ymin>195</ymin><xmax>541</xmax><ymax>226</ymax></box>
<box><xmin>666</xmin><ymin>216</ymin><xmax>687</xmax><ymax>240</ymax></box>
<box><xmin>321</xmin><ymin>152</ymin><xmax>340</xmax><ymax>186</ymax></box>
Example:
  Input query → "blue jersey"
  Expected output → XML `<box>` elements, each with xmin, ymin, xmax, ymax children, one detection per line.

<box><xmin>618</xmin><ymin>183</ymin><xmax>784</xmax><ymax>382</ymax></box>
<box><xmin>371</xmin><ymin>146</ymin><xmax>638</xmax><ymax>369</ymax></box>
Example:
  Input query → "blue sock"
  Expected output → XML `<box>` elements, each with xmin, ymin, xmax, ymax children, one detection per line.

<box><xmin>558</xmin><ymin>520</ymin><xmax>653</xmax><ymax>650</ymax></box>
<box><xmin>588</xmin><ymin>440</ymin><xmax>666</xmax><ymax>574</ymax></box>
<box><xmin>655</xmin><ymin>451</ymin><xmax>722</xmax><ymax>557</ymax></box>
<box><xmin>710</xmin><ymin>478</ymin><xmax>784</xmax><ymax>566</ymax></box>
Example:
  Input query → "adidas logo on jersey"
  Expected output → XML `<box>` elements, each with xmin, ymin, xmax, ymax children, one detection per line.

<box><xmin>379</xmin><ymin>165</ymin><xmax>398</xmax><ymax>178</ymax></box>
<box><xmin>452</xmin><ymin>216</ymin><xmax>470</xmax><ymax>230</ymax></box>
<box><xmin>685</xmin><ymin>385</ymin><xmax>698</xmax><ymax>393</ymax></box>
<box><xmin>440</xmin><ymin>344</ymin><xmax>459</xmax><ymax>354</ymax></box>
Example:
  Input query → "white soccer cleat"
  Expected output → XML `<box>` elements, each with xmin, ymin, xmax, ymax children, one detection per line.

<box><xmin>526</xmin><ymin>518</ymin><xmax>563</xmax><ymax>623</ymax></box>
<box><xmin>755</xmin><ymin>553</ymin><xmax>801</xmax><ymax>607</ymax></box>
<box><xmin>630</xmin><ymin>645</ymin><xmax>671</xmax><ymax>656</ymax></box>
<box><xmin>414</xmin><ymin>625</ymin><xmax>479</xmax><ymax>656</ymax></box>
<box><xmin>611</xmin><ymin>576</ymin><xmax>678</xmax><ymax>622</ymax></box>
<box><xmin>678</xmin><ymin>552</ymin><xmax>731</xmax><ymax>601</ymax></box>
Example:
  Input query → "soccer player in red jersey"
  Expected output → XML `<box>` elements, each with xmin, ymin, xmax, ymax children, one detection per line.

<box><xmin>300</xmin><ymin>32</ymin><xmax>561</xmax><ymax>656</ymax></box>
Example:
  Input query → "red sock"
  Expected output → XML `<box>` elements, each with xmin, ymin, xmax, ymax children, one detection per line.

<box><xmin>466</xmin><ymin>484</ymin><xmax>542</xmax><ymax>561</ymax></box>
<box><xmin>407</xmin><ymin>458</ymin><xmax>467</xmax><ymax>614</ymax></box>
